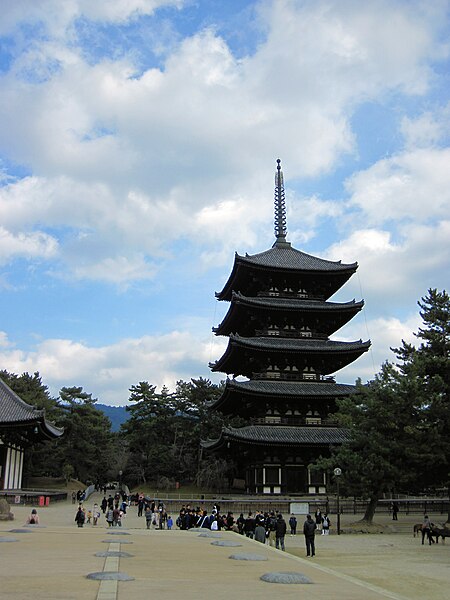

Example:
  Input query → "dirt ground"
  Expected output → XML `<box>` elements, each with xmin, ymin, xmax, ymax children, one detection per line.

<box><xmin>287</xmin><ymin>513</ymin><xmax>450</xmax><ymax>600</ymax></box>
<box><xmin>2</xmin><ymin>498</ymin><xmax>449</xmax><ymax>600</ymax></box>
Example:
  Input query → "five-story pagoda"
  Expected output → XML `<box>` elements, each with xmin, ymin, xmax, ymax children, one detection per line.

<box><xmin>202</xmin><ymin>160</ymin><xmax>370</xmax><ymax>495</ymax></box>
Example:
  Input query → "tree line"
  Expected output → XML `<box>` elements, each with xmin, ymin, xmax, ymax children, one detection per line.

<box><xmin>0</xmin><ymin>370</ymin><xmax>236</xmax><ymax>489</ymax></box>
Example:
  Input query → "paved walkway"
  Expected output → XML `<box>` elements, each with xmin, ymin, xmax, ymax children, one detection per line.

<box><xmin>1</xmin><ymin>493</ymin><xmax>449</xmax><ymax>600</ymax></box>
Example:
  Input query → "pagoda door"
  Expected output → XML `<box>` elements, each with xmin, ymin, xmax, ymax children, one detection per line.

<box><xmin>285</xmin><ymin>466</ymin><xmax>307</xmax><ymax>494</ymax></box>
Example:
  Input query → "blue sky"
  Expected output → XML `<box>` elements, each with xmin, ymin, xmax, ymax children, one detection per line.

<box><xmin>0</xmin><ymin>0</ymin><xmax>449</xmax><ymax>405</ymax></box>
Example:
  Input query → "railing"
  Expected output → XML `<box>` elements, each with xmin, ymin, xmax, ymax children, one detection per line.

<box><xmin>252</xmin><ymin>372</ymin><xmax>336</xmax><ymax>383</ymax></box>
<box><xmin>249</xmin><ymin>417</ymin><xmax>338</xmax><ymax>426</ymax></box>
<box><xmin>125</xmin><ymin>495</ymin><xmax>449</xmax><ymax>517</ymax></box>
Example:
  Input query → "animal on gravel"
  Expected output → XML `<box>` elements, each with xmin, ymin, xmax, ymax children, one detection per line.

<box><xmin>413</xmin><ymin>523</ymin><xmax>422</xmax><ymax>537</ymax></box>
<box><xmin>431</xmin><ymin>525</ymin><xmax>450</xmax><ymax>544</ymax></box>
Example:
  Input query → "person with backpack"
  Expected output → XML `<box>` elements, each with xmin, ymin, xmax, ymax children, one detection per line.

<box><xmin>303</xmin><ymin>514</ymin><xmax>317</xmax><ymax>557</ymax></box>
<box><xmin>322</xmin><ymin>514</ymin><xmax>331</xmax><ymax>535</ymax></box>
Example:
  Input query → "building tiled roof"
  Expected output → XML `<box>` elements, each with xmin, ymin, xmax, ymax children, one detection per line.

<box><xmin>0</xmin><ymin>378</ymin><xmax>63</xmax><ymax>438</ymax></box>
<box><xmin>202</xmin><ymin>425</ymin><xmax>349</xmax><ymax>449</ymax></box>
<box><xmin>239</xmin><ymin>245</ymin><xmax>357</xmax><ymax>272</ymax></box>
<box><xmin>0</xmin><ymin>378</ymin><xmax>45</xmax><ymax>423</ymax></box>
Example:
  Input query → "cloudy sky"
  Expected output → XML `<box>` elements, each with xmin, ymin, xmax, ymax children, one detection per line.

<box><xmin>0</xmin><ymin>0</ymin><xmax>449</xmax><ymax>406</ymax></box>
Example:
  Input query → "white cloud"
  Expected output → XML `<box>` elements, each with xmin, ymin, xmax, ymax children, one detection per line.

<box><xmin>326</xmin><ymin>220</ymin><xmax>450</xmax><ymax>308</ymax></box>
<box><xmin>0</xmin><ymin>0</ymin><xmax>183</xmax><ymax>36</ymax></box>
<box><xmin>0</xmin><ymin>0</ymin><xmax>447</xmax><ymax>286</ymax></box>
<box><xmin>346</xmin><ymin>147</ymin><xmax>450</xmax><ymax>224</ymax></box>
<box><xmin>0</xmin><ymin>329</ymin><xmax>224</xmax><ymax>406</ymax></box>
<box><xmin>333</xmin><ymin>313</ymin><xmax>420</xmax><ymax>384</ymax></box>
<box><xmin>0</xmin><ymin>226</ymin><xmax>58</xmax><ymax>264</ymax></box>
<box><xmin>401</xmin><ymin>106</ymin><xmax>450</xmax><ymax>149</ymax></box>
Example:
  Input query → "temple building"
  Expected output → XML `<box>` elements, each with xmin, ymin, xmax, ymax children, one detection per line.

<box><xmin>202</xmin><ymin>160</ymin><xmax>370</xmax><ymax>495</ymax></box>
<box><xmin>0</xmin><ymin>378</ymin><xmax>63</xmax><ymax>490</ymax></box>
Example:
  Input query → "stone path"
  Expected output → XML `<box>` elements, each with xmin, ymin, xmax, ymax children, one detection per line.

<box><xmin>1</xmin><ymin>493</ymin><xmax>448</xmax><ymax>599</ymax></box>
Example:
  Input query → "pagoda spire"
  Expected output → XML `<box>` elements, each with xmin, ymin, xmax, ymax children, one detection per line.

<box><xmin>273</xmin><ymin>158</ymin><xmax>290</xmax><ymax>247</ymax></box>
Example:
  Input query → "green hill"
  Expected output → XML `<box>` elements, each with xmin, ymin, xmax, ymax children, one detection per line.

<box><xmin>96</xmin><ymin>404</ymin><xmax>128</xmax><ymax>432</ymax></box>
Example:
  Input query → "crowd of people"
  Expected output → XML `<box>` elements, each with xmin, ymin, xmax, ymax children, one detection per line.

<box><xmin>71</xmin><ymin>488</ymin><xmax>333</xmax><ymax>557</ymax></box>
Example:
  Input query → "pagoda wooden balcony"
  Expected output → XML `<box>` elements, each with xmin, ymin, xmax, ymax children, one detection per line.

<box><xmin>255</xmin><ymin>329</ymin><xmax>329</xmax><ymax>339</ymax></box>
<box><xmin>252</xmin><ymin>372</ymin><xmax>336</xmax><ymax>383</ymax></box>
<box><xmin>249</xmin><ymin>416</ymin><xmax>339</xmax><ymax>427</ymax></box>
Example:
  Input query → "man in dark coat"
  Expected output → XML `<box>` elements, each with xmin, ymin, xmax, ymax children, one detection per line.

<box><xmin>275</xmin><ymin>513</ymin><xmax>287</xmax><ymax>551</ymax></box>
<box><xmin>303</xmin><ymin>514</ymin><xmax>317</xmax><ymax>557</ymax></box>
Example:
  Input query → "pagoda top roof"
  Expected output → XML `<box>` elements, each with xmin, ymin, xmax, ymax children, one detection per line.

<box><xmin>237</xmin><ymin>244</ymin><xmax>357</xmax><ymax>272</ymax></box>
<box><xmin>201</xmin><ymin>425</ymin><xmax>349</xmax><ymax>449</ymax></box>
<box><xmin>0</xmin><ymin>378</ymin><xmax>63</xmax><ymax>440</ymax></box>
<box><xmin>216</xmin><ymin>161</ymin><xmax>358</xmax><ymax>300</ymax></box>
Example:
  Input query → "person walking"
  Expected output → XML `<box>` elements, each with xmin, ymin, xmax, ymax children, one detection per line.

<box><xmin>315</xmin><ymin>507</ymin><xmax>322</xmax><ymax>532</ymax></box>
<box><xmin>322</xmin><ymin>513</ymin><xmax>330</xmax><ymax>535</ymax></box>
<box><xmin>289</xmin><ymin>513</ymin><xmax>297</xmax><ymax>536</ymax></box>
<box><xmin>392</xmin><ymin>502</ymin><xmax>399</xmax><ymax>521</ymax></box>
<box><xmin>92</xmin><ymin>504</ymin><xmax>100</xmax><ymax>526</ymax></box>
<box><xmin>75</xmin><ymin>505</ymin><xmax>86</xmax><ymax>528</ymax></box>
<box><xmin>266</xmin><ymin>511</ymin><xmax>277</xmax><ymax>547</ymax></box>
<box><xmin>275</xmin><ymin>513</ymin><xmax>287</xmax><ymax>551</ymax></box>
<box><xmin>303</xmin><ymin>514</ymin><xmax>317</xmax><ymax>557</ymax></box>
<box><xmin>421</xmin><ymin>515</ymin><xmax>434</xmax><ymax>545</ymax></box>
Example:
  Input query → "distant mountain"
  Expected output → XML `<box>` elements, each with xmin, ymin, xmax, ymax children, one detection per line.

<box><xmin>96</xmin><ymin>404</ymin><xmax>129</xmax><ymax>432</ymax></box>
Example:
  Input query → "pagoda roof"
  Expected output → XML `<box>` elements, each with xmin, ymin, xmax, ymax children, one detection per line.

<box><xmin>239</xmin><ymin>244</ymin><xmax>357</xmax><ymax>272</ymax></box>
<box><xmin>201</xmin><ymin>425</ymin><xmax>349</xmax><ymax>450</ymax></box>
<box><xmin>214</xmin><ymin>293</ymin><xmax>364</xmax><ymax>336</ymax></box>
<box><xmin>231</xmin><ymin>293</ymin><xmax>363</xmax><ymax>311</ymax></box>
<box><xmin>208</xmin><ymin>378</ymin><xmax>356</xmax><ymax>410</ymax></box>
<box><xmin>217</xmin><ymin>244</ymin><xmax>357</xmax><ymax>300</ymax></box>
<box><xmin>210</xmin><ymin>335</ymin><xmax>371</xmax><ymax>376</ymax></box>
<box><xmin>0</xmin><ymin>378</ymin><xmax>63</xmax><ymax>441</ymax></box>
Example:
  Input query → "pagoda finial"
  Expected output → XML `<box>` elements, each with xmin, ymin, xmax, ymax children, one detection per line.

<box><xmin>274</xmin><ymin>158</ymin><xmax>288</xmax><ymax>246</ymax></box>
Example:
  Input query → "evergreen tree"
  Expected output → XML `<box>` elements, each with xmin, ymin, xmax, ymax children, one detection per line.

<box><xmin>314</xmin><ymin>289</ymin><xmax>450</xmax><ymax>524</ymax></box>
<box><xmin>392</xmin><ymin>289</ymin><xmax>450</xmax><ymax>518</ymax></box>
<box><xmin>58</xmin><ymin>386</ymin><xmax>114</xmax><ymax>484</ymax></box>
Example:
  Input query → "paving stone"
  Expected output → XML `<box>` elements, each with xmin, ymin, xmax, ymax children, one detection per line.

<box><xmin>260</xmin><ymin>571</ymin><xmax>313</xmax><ymax>584</ymax></box>
<box><xmin>198</xmin><ymin>532</ymin><xmax>222</xmax><ymax>538</ymax></box>
<box><xmin>86</xmin><ymin>571</ymin><xmax>134</xmax><ymax>581</ymax></box>
<box><xmin>101</xmin><ymin>539</ymin><xmax>133</xmax><ymax>544</ymax></box>
<box><xmin>229</xmin><ymin>553</ymin><xmax>268</xmax><ymax>561</ymax></box>
<box><xmin>9</xmin><ymin>529</ymin><xmax>34</xmax><ymax>533</ymax></box>
<box><xmin>210</xmin><ymin>540</ymin><xmax>242</xmax><ymax>547</ymax></box>
<box><xmin>0</xmin><ymin>536</ymin><xmax>19</xmax><ymax>542</ymax></box>
<box><xmin>106</xmin><ymin>530</ymin><xmax>131</xmax><ymax>535</ymax></box>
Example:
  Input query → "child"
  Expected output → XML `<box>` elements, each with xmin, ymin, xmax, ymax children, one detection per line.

<box><xmin>86</xmin><ymin>509</ymin><xmax>92</xmax><ymax>524</ymax></box>
<box><xmin>167</xmin><ymin>515</ymin><xmax>173</xmax><ymax>530</ymax></box>
<box><xmin>27</xmin><ymin>508</ymin><xmax>39</xmax><ymax>525</ymax></box>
